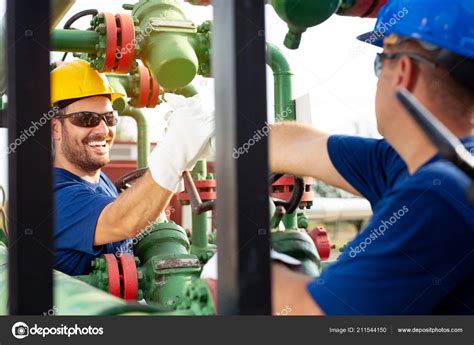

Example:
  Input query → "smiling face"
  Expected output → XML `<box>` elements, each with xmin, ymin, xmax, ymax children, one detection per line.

<box><xmin>52</xmin><ymin>96</ymin><xmax>116</xmax><ymax>174</ymax></box>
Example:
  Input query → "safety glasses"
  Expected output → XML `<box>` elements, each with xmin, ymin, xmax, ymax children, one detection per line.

<box><xmin>54</xmin><ymin>111</ymin><xmax>119</xmax><ymax>128</ymax></box>
<box><xmin>374</xmin><ymin>52</ymin><xmax>437</xmax><ymax>78</ymax></box>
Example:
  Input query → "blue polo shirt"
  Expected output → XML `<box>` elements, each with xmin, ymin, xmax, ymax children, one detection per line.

<box><xmin>307</xmin><ymin>135</ymin><xmax>474</xmax><ymax>315</ymax></box>
<box><xmin>53</xmin><ymin>168</ymin><xmax>132</xmax><ymax>276</ymax></box>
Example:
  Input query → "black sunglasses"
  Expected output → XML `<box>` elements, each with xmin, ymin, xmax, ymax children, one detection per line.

<box><xmin>374</xmin><ymin>52</ymin><xmax>436</xmax><ymax>78</ymax></box>
<box><xmin>54</xmin><ymin>111</ymin><xmax>119</xmax><ymax>128</ymax></box>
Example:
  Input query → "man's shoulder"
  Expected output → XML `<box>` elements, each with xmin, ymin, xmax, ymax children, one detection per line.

<box><xmin>54</xmin><ymin>168</ymin><xmax>93</xmax><ymax>193</ymax></box>
<box><xmin>407</xmin><ymin>160</ymin><xmax>470</xmax><ymax>193</ymax></box>
<box><xmin>383</xmin><ymin>160</ymin><xmax>473</xmax><ymax>226</ymax></box>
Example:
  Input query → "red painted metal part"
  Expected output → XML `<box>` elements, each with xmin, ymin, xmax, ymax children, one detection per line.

<box><xmin>136</xmin><ymin>63</ymin><xmax>151</xmax><ymax>108</ymax></box>
<box><xmin>118</xmin><ymin>254</ymin><xmax>139</xmax><ymax>300</ymax></box>
<box><xmin>337</xmin><ymin>0</ymin><xmax>388</xmax><ymax>18</ymax></box>
<box><xmin>186</xmin><ymin>0</ymin><xmax>210</xmax><ymax>5</ymax></box>
<box><xmin>102</xmin><ymin>13</ymin><xmax>118</xmax><ymax>72</ymax></box>
<box><xmin>103</xmin><ymin>254</ymin><xmax>121</xmax><ymax>298</ymax></box>
<box><xmin>114</xmin><ymin>13</ymin><xmax>136</xmax><ymax>73</ymax></box>
<box><xmin>178</xmin><ymin>179</ymin><xmax>217</xmax><ymax>204</ymax></box>
<box><xmin>271</xmin><ymin>176</ymin><xmax>314</xmax><ymax>205</ymax></box>
<box><xmin>308</xmin><ymin>227</ymin><xmax>331</xmax><ymax>261</ymax></box>
<box><xmin>147</xmin><ymin>75</ymin><xmax>161</xmax><ymax>108</ymax></box>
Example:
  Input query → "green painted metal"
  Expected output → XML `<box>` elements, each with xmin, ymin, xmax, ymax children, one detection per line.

<box><xmin>130</xmin><ymin>0</ymin><xmax>201</xmax><ymax>89</ymax></box>
<box><xmin>271</xmin><ymin>231</ymin><xmax>321</xmax><ymax>277</ymax></box>
<box><xmin>0</xmin><ymin>243</ymin><xmax>159</xmax><ymax>315</ymax></box>
<box><xmin>112</xmin><ymin>97</ymin><xmax>150</xmax><ymax>169</ymax></box>
<box><xmin>266</xmin><ymin>43</ymin><xmax>295</xmax><ymax>121</ymax></box>
<box><xmin>132</xmin><ymin>221</ymin><xmax>214</xmax><ymax>313</ymax></box>
<box><xmin>176</xmin><ymin>278</ymin><xmax>214</xmax><ymax>315</ymax></box>
<box><xmin>50</xmin><ymin>1</ymin><xmax>211</xmax><ymax>87</ymax></box>
<box><xmin>192</xmin><ymin>20</ymin><xmax>212</xmax><ymax>77</ymax></box>
<box><xmin>269</xmin><ymin>0</ymin><xmax>342</xmax><ymax>49</ymax></box>
<box><xmin>266</xmin><ymin>43</ymin><xmax>300</xmax><ymax>229</ymax></box>
<box><xmin>51</xmin><ymin>29</ymin><xmax>100</xmax><ymax>53</ymax></box>
<box><xmin>183</xmin><ymin>0</ymin><xmax>210</xmax><ymax>5</ymax></box>
<box><xmin>173</xmin><ymin>84</ymin><xmax>199</xmax><ymax>97</ymax></box>
<box><xmin>282</xmin><ymin>212</ymin><xmax>298</xmax><ymax>229</ymax></box>
<box><xmin>50</xmin><ymin>0</ymin><xmax>76</xmax><ymax>29</ymax></box>
<box><xmin>190</xmin><ymin>160</ymin><xmax>216</xmax><ymax>262</ymax></box>
<box><xmin>297</xmin><ymin>211</ymin><xmax>309</xmax><ymax>229</ymax></box>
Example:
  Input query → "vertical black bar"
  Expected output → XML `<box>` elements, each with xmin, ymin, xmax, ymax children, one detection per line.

<box><xmin>214</xmin><ymin>0</ymin><xmax>271</xmax><ymax>314</ymax></box>
<box><xmin>7</xmin><ymin>0</ymin><xmax>53</xmax><ymax>314</ymax></box>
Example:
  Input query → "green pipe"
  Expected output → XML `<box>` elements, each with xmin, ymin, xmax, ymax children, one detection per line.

<box><xmin>134</xmin><ymin>222</ymin><xmax>191</xmax><ymax>263</ymax></box>
<box><xmin>266</xmin><ymin>43</ymin><xmax>299</xmax><ymax>229</ymax></box>
<box><xmin>51</xmin><ymin>29</ymin><xmax>100</xmax><ymax>53</ymax></box>
<box><xmin>268</xmin><ymin>0</ymin><xmax>342</xmax><ymax>49</ymax></box>
<box><xmin>107</xmin><ymin>74</ymin><xmax>132</xmax><ymax>95</ymax></box>
<box><xmin>131</xmin><ymin>0</ymin><xmax>200</xmax><ymax>90</ymax></box>
<box><xmin>266</xmin><ymin>43</ymin><xmax>296</xmax><ymax>121</ymax></box>
<box><xmin>170</xmin><ymin>84</ymin><xmax>199</xmax><ymax>97</ymax></box>
<box><xmin>0</xmin><ymin>243</ymin><xmax>158</xmax><ymax>315</ymax></box>
<box><xmin>113</xmin><ymin>98</ymin><xmax>149</xmax><ymax>169</ymax></box>
<box><xmin>282</xmin><ymin>212</ymin><xmax>298</xmax><ymax>229</ymax></box>
<box><xmin>271</xmin><ymin>231</ymin><xmax>320</xmax><ymax>277</ymax></box>
<box><xmin>190</xmin><ymin>160</ymin><xmax>211</xmax><ymax>258</ymax></box>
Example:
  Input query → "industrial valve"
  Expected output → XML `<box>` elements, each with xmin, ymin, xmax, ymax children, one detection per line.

<box><xmin>88</xmin><ymin>12</ymin><xmax>138</xmax><ymax>73</ymax></box>
<box><xmin>271</xmin><ymin>175</ymin><xmax>314</xmax><ymax>210</ymax></box>
<box><xmin>267</xmin><ymin>0</ymin><xmax>389</xmax><ymax>49</ymax></box>
<box><xmin>51</xmin><ymin>1</ymin><xmax>212</xmax><ymax>90</ymax></box>
<box><xmin>80</xmin><ymin>253</ymin><xmax>144</xmax><ymax>301</ymax></box>
<box><xmin>77</xmin><ymin>221</ymin><xmax>215</xmax><ymax>314</ymax></box>
<box><xmin>129</xmin><ymin>62</ymin><xmax>161</xmax><ymax>108</ymax></box>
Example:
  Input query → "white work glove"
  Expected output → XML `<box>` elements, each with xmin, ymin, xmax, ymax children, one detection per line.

<box><xmin>148</xmin><ymin>93</ymin><xmax>215</xmax><ymax>192</ymax></box>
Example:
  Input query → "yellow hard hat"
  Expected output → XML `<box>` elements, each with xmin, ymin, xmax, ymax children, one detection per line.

<box><xmin>51</xmin><ymin>59</ymin><xmax>125</xmax><ymax>106</ymax></box>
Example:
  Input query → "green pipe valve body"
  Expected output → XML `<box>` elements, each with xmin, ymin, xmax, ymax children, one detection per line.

<box><xmin>269</xmin><ymin>0</ymin><xmax>342</xmax><ymax>49</ymax></box>
<box><xmin>131</xmin><ymin>0</ymin><xmax>205</xmax><ymax>89</ymax></box>
<box><xmin>133</xmin><ymin>221</ymin><xmax>211</xmax><ymax>312</ymax></box>
<box><xmin>272</xmin><ymin>230</ymin><xmax>321</xmax><ymax>277</ymax></box>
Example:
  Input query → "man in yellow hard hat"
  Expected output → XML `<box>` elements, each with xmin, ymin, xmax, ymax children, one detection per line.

<box><xmin>51</xmin><ymin>60</ymin><xmax>213</xmax><ymax>275</ymax></box>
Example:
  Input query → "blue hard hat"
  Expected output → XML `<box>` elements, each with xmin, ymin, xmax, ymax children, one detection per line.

<box><xmin>357</xmin><ymin>0</ymin><xmax>474</xmax><ymax>60</ymax></box>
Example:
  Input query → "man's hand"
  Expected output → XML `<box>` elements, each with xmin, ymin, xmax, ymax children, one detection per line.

<box><xmin>148</xmin><ymin>93</ymin><xmax>215</xmax><ymax>192</ymax></box>
<box><xmin>94</xmin><ymin>94</ymin><xmax>214</xmax><ymax>245</ymax></box>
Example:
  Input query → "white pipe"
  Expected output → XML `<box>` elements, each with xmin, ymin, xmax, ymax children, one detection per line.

<box><xmin>306</xmin><ymin>198</ymin><xmax>372</xmax><ymax>222</ymax></box>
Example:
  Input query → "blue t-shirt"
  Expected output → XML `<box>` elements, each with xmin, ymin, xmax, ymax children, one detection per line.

<box><xmin>307</xmin><ymin>135</ymin><xmax>474</xmax><ymax>315</ymax></box>
<box><xmin>53</xmin><ymin>168</ymin><xmax>132</xmax><ymax>276</ymax></box>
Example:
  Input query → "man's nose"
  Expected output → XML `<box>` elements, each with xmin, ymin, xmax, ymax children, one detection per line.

<box><xmin>92</xmin><ymin>117</ymin><xmax>111</xmax><ymax>135</ymax></box>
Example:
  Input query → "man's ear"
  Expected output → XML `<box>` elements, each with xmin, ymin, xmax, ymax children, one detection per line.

<box><xmin>394</xmin><ymin>56</ymin><xmax>417</xmax><ymax>91</ymax></box>
<box><xmin>51</xmin><ymin>118</ymin><xmax>62</xmax><ymax>141</ymax></box>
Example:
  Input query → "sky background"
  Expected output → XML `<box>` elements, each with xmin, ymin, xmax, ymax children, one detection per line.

<box><xmin>0</xmin><ymin>0</ymin><xmax>382</xmax><ymax>192</ymax></box>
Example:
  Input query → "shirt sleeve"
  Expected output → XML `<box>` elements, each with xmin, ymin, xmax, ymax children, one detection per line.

<box><xmin>307</xmin><ymin>187</ymin><xmax>474</xmax><ymax>315</ymax></box>
<box><xmin>327</xmin><ymin>135</ymin><xmax>403</xmax><ymax>206</ymax></box>
<box><xmin>54</xmin><ymin>184</ymin><xmax>115</xmax><ymax>255</ymax></box>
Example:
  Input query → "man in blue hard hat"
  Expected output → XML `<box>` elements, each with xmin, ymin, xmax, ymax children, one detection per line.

<box><xmin>270</xmin><ymin>0</ymin><xmax>474</xmax><ymax>314</ymax></box>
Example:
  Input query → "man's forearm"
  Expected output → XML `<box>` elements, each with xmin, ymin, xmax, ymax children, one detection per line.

<box><xmin>269</xmin><ymin>122</ymin><xmax>360</xmax><ymax>196</ymax></box>
<box><xmin>269</xmin><ymin>122</ymin><xmax>330</xmax><ymax>177</ymax></box>
<box><xmin>94</xmin><ymin>170</ymin><xmax>174</xmax><ymax>245</ymax></box>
